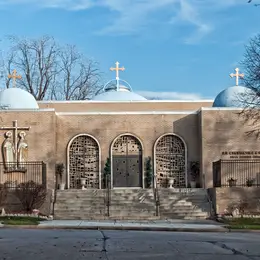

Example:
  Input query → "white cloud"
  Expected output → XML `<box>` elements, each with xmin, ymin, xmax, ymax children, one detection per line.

<box><xmin>170</xmin><ymin>0</ymin><xmax>213</xmax><ymax>44</ymax></box>
<box><xmin>0</xmin><ymin>0</ymin><xmax>248</xmax><ymax>43</ymax></box>
<box><xmin>136</xmin><ymin>90</ymin><xmax>211</xmax><ymax>100</ymax></box>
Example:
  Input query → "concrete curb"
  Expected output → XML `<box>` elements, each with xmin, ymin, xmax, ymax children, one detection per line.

<box><xmin>1</xmin><ymin>224</ymin><xmax>228</xmax><ymax>232</ymax></box>
<box><xmin>227</xmin><ymin>228</ymin><xmax>260</xmax><ymax>233</ymax></box>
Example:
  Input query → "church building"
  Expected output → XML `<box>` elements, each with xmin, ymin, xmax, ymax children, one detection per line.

<box><xmin>0</xmin><ymin>63</ymin><xmax>259</xmax><ymax>219</ymax></box>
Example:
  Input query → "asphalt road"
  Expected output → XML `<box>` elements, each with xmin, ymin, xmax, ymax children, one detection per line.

<box><xmin>0</xmin><ymin>229</ymin><xmax>260</xmax><ymax>260</ymax></box>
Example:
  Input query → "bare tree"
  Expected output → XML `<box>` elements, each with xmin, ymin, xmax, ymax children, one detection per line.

<box><xmin>15</xmin><ymin>181</ymin><xmax>47</xmax><ymax>213</ymax></box>
<box><xmin>3</xmin><ymin>36</ymin><xmax>101</xmax><ymax>100</ymax></box>
<box><xmin>248</xmin><ymin>0</ymin><xmax>260</xmax><ymax>6</ymax></box>
<box><xmin>239</xmin><ymin>33</ymin><xmax>260</xmax><ymax>137</ymax></box>
<box><xmin>0</xmin><ymin>184</ymin><xmax>7</xmax><ymax>208</ymax></box>
<box><xmin>6</xmin><ymin>35</ymin><xmax>59</xmax><ymax>100</ymax></box>
<box><xmin>51</xmin><ymin>45</ymin><xmax>100</xmax><ymax>100</ymax></box>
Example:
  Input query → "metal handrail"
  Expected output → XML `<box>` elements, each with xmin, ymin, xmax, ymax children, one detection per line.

<box><xmin>206</xmin><ymin>191</ymin><xmax>216</xmax><ymax>218</ymax></box>
<box><xmin>105</xmin><ymin>174</ymin><xmax>111</xmax><ymax>217</ymax></box>
<box><xmin>153</xmin><ymin>174</ymin><xmax>160</xmax><ymax>217</ymax></box>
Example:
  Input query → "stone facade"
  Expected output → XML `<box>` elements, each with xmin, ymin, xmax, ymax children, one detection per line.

<box><xmin>210</xmin><ymin>187</ymin><xmax>260</xmax><ymax>215</ymax></box>
<box><xmin>55</xmin><ymin>112</ymin><xmax>200</xmax><ymax>187</ymax></box>
<box><xmin>1</xmin><ymin>104</ymin><xmax>259</xmax><ymax>190</ymax></box>
<box><xmin>0</xmin><ymin>110</ymin><xmax>56</xmax><ymax>189</ymax></box>
<box><xmin>1</xmin><ymin>100</ymin><xmax>260</xmax><ymax>216</ymax></box>
<box><xmin>38</xmin><ymin>100</ymin><xmax>213</xmax><ymax>112</ymax></box>
<box><xmin>200</xmin><ymin>108</ymin><xmax>260</xmax><ymax>188</ymax></box>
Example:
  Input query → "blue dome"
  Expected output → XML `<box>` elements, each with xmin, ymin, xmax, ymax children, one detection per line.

<box><xmin>92</xmin><ymin>79</ymin><xmax>146</xmax><ymax>101</ymax></box>
<box><xmin>213</xmin><ymin>86</ymin><xmax>256</xmax><ymax>108</ymax></box>
<box><xmin>0</xmin><ymin>88</ymin><xmax>39</xmax><ymax>109</ymax></box>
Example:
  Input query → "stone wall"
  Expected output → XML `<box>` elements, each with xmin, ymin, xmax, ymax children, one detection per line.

<box><xmin>200</xmin><ymin>109</ymin><xmax>260</xmax><ymax>188</ymax></box>
<box><xmin>38</xmin><ymin>100</ymin><xmax>213</xmax><ymax>112</ymax></box>
<box><xmin>0</xmin><ymin>110</ymin><xmax>56</xmax><ymax>189</ymax></box>
<box><xmin>210</xmin><ymin>187</ymin><xmax>260</xmax><ymax>215</ymax></box>
<box><xmin>56</xmin><ymin>113</ymin><xmax>201</xmax><ymax>186</ymax></box>
<box><xmin>0</xmin><ymin>110</ymin><xmax>56</xmax><ymax>215</ymax></box>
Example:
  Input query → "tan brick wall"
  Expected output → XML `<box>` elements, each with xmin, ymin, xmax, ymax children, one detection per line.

<box><xmin>38</xmin><ymin>100</ymin><xmax>213</xmax><ymax>112</ymax></box>
<box><xmin>56</xmin><ymin>113</ymin><xmax>201</xmax><ymax>184</ymax></box>
<box><xmin>200</xmin><ymin>109</ymin><xmax>260</xmax><ymax>188</ymax></box>
<box><xmin>0</xmin><ymin>111</ymin><xmax>56</xmax><ymax>189</ymax></box>
<box><xmin>213</xmin><ymin>187</ymin><xmax>260</xmax><ymax>215</ymax></box>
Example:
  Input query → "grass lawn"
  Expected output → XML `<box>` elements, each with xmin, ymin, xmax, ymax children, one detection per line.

<box><xmin>224</xmin><ymin>217</ymin><xmax>260</xmax><ymax>230</ymax></box>
<box><xmin>0</xmin><ymin>216</ymin><xmax>45</xmax><ymax>225</ymax></box>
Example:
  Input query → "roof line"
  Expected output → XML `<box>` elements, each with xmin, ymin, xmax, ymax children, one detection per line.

<box><xmin>56</xmin><ymin>111</ymin><xmax>199</xmax><ymax>115</ymax></box>
<box><xmin>38</xmin><ymin>99</ymin><xmax>214</xmax><ymax>104</ymax></box>
<box><xmin>0</xmin><ymin>108</ymin><xmax>55</xmax><ymax>112</ymax></box>
<box><xmin>200</xmin><ymin>107</ymin><xmax>244</xmax><ymax>111</ymax></box>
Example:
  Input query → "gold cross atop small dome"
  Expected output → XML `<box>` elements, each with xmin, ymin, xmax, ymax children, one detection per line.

<box><xmin>0</xmin><ymin>70</ymin><xmax>38</xmax><ymax>110</ymax></box>
<box><xmin>110</xmin><ymin>61</ymin><xmax>125</xmax><ymax>80</ymax></box>
<box><xmin>213</xmin><ymin>68</ymin><xmax>255</xmax><ymax>108</ymax></box>
<box><xmin>229</xmin><ymin>68</ymin><xmax>244</xmax><ymax>86</ymax></box>
<box><xmin>92</xmin><ymin>61</ymin><xmax>146</xmax><ymax>101</ymax></box>
<box><xmin>8</xmin><ymin>69</ymin><xmax>22</xmax><ymax>88</ymax></box>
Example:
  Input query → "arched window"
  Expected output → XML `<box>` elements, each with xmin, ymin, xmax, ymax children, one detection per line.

<box><xmin>68</xmin><ymin>134</ymin><xmax>100</xmax><ymax>189</ymax></box>
<box><xmin>154</xmin><ymin>134</ymin><xmax>187</xmax><ymax>188</ymax></box>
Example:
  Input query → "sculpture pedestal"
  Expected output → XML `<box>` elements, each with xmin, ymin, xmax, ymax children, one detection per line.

<box><xmin>80</xmin><ymin>178</ymin><xmax>87</xmax><ymax>190</ymax></box>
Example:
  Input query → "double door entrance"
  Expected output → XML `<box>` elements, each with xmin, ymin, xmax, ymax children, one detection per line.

<box><xmin>112</xmin><ymin>135</ymin><xmax>143</xmax><ymax>188</ymax></box>
<box><xmin>113</xmin><ymin>155</ymin><xmax>142</xmax><ymax>187</ymax></box>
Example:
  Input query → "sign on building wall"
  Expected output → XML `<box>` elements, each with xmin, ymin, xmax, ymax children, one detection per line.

<box><xmin>221</xmin><ymin>151</ymin><xmax>260</xmax><ymax>159</ymax></box>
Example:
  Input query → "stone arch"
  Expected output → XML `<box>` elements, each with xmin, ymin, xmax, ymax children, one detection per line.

<box><xmin>111</xmin><ymin>133</ymin><xmax>143</xmax><ymax>188</ymax></box>
<box><xmin>154</xmin><ymin>133</ymin><xmax>187</xmax><ymax>188</ymax></box>
<box><xmin>67</xmin><ymin>134</ymin><xmax>101</xmax><ymax>189</ymax></box>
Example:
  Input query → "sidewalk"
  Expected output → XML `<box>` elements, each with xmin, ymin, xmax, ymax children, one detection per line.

<box><xmin>35</xmin><ymin>219</ymin><xmax>227</xmax><ymax>232</ymax></box>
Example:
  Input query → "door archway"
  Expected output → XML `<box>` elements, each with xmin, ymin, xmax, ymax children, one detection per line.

<box><xmin>111</xmin><ymin>134</ymin><xmax>143</xmax><ymax>188</ymax></box>
<box><xmin>154</xmin><ymin>133</ymin><xmax>187</xmax><ymax>188</ymax></box>
<box><xmin>67</xmin><ymin>134</ymin><xmax>100</xmax><ymax>189</ymax></box>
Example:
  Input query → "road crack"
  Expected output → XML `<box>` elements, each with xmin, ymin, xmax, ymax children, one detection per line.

<box><xmin>207</xmin><ymin>241</ymin><xmax>255</xmax><ymax>259</ymax></box>
<box><xmin>99</xmin><ymin>230</ymin><xmax>109</xmax><ymax>260</ymax></box>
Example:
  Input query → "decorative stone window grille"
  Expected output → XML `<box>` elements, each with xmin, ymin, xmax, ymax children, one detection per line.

<box><xmin>69</xmin><ymin>135</ymin><xmax>99</xmax><ymax>189</ymax></box>
<box><xmin>155</xmin><ymin>134</ymin><xmax>186</xmax><ymax>188</ymax></box>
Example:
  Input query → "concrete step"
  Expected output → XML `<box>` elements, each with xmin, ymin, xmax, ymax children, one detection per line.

<box><xmin>161</xmin><ymin>203</ymin><xmax>209</xmax><ymax>207</ymax></box>
<box><xmin>160</xmin><ymin>209</ymin><xmax>208</xmax><ymax>214</ymax></box>
<box><xmin>54</xmin><ymin>188</ymin><xmax>210</xmax><ymax>220</ymax></box>
<box><xmin>109</xmin><ymin>211</ymin><xmax>156</xmax><ymax>215</ymax></box>
<box><xmin>161</xmin><ymin>213</ymin><xmax>209</xmax><ymax>218</ymax></box>
<box><xmin>55</xmin><ymin>206</ymin><xmax>105</xmax><ymax>210</ymax></box>
<box><xmin>56</xmin><ymin>196</ymin><xmax>106</xmax><ymax>199</ymax></box>
<box><xmin>108</xmin><ymin>199</ymin><xmax>155</xmax><ymax>202</ymax></box>
<box><xmin>55</xmin><ymin>200</ymin><xmax>105</xmax><ymax>204</ymax></box>
<box><xmin>158</xmin><ymin>195</ymin><xmax>207</xmax><ymax>199</ymax></box>
<box><xmin>55</xmin><ymin>207</ymin><xmax>155</xmax><ymax>212</ymax></box>
<box><xmin>109</xmin><ymin>201</ymin><xmax>155</xmax><ymax>204</ymax></box>
<box><xmin>54</xmin><ymin>215</ymin><xmax>108</xmax><ymax>220</ymax></box>
<box><xmin>109</xmin><ymin>207</ymin><xmax>156</xmax><ymax>212</ymax></box>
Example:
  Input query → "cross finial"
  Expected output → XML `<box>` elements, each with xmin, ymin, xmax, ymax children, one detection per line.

<box><xmin>8</xmin><ymin>69</ymin><xmax>22</xmax><ymax>88</ymax></box>
<box><xmin>230</xmin><ymin>68</ymin><xmax>244</xmax><ymax>86</ymax></box>
<box><xmin>110</xmin><ymin>61</ymin><xmax>125</xmax><ymax>80</ymax></box>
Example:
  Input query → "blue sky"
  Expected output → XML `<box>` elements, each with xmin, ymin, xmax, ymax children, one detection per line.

<box><xmin>0</xmin><ymin>0</ymin><xmax>259</xmax><ymax>100</ymax></box>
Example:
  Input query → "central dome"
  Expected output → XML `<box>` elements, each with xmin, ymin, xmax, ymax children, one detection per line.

<box><xmin>92</xmin><ymin>79</ymin><xmax>147</xmax><ymax>101</ymax></box>
<box><xmin>0</xmin><ymin>88</ymin><xmax>39</xmax><ymax>109</ymax></box>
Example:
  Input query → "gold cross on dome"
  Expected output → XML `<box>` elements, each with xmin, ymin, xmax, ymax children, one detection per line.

<box><xmin>110</xmin><ymin>61</ymin><xmax>125</xmax><ymax>80</ymax></box>
<box><xmin>230</xmin><ymin>68</ymin><xmax>244</xmax><ymax>86</ymax></box>
<box><xmin>8</xmin><ymin>69</ymin><xmax>22</xmax><ymax>88</ymax></box>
